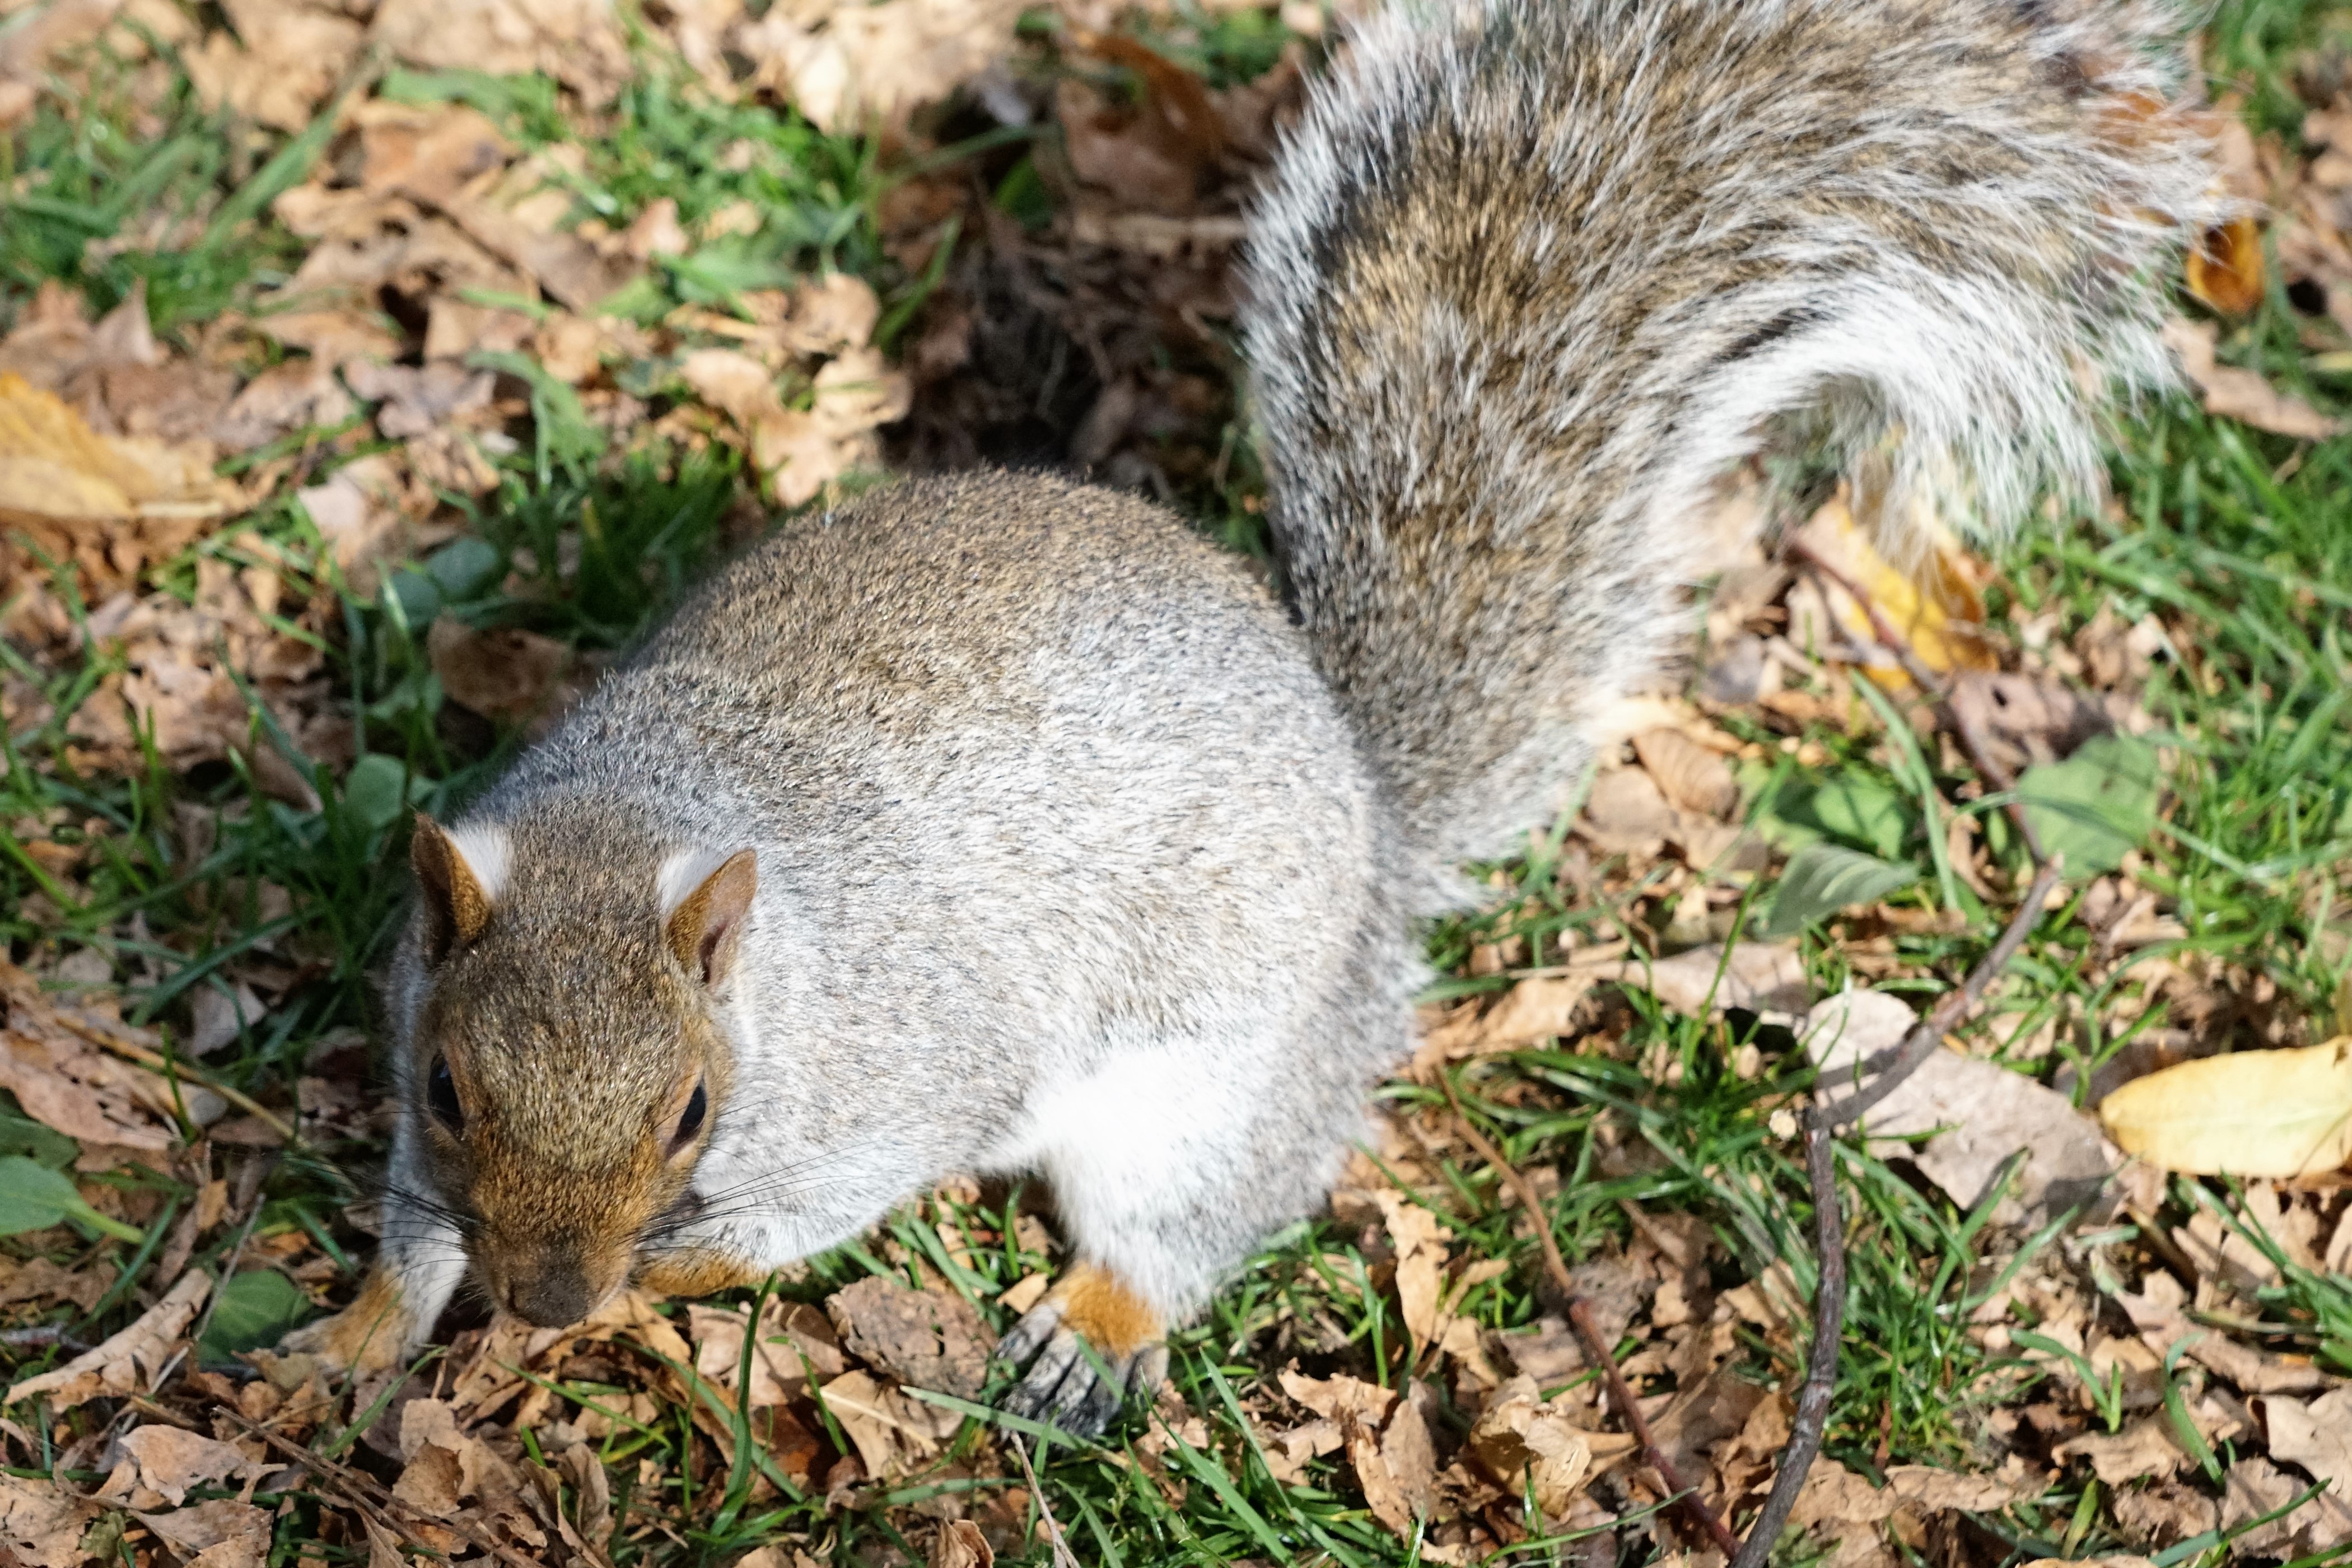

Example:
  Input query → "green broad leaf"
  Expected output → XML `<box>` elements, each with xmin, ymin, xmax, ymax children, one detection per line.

<box><xmin>1763</xmin><ymin>843</ymin><xmax>1920</xmax><ymax>937</ymax></box>
<box><xmin>201</xmin><ymin>1270</ymin><xmax>315</xmax><ymax>1359</ymax></box>
<box><xmin>2018</xmin><ymin>734</ymin><xmax>2161</xmax><ymax>875</ymax></box>
<box><xmin>1805</xmin><ymin>771</ymin><xmax>1912</xmax><ymax>861</ymax></box>
<box><xmin>340</xmin><ymin>754</ymin><xmax>410</xmax><ymax>833</ymax></box>
<box><xmin>0</xmin><ymin>1156</ymin><xmax>141</xmax><ymax>1242</ymax></box>
<box><xmin>0</xmin><ymin>1102</ymin><xmax>80</xmax><ymax>1169</ymax></box>
<box><xmin>0</xmin><ymin>1156</ymin><xmax>86</xmax><ymax>1234</ymax></box>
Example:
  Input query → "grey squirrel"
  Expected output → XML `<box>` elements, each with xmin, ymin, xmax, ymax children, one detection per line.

<box><xmin>287</xmin><ymin>0</ymin><xmax>2214</xmax><ymax>1435</ymax></box>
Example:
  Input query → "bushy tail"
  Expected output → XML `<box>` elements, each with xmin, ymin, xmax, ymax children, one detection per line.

<box><xmin>1242</xmin><ymin>0</ymin><xmax>2214</xmax><ymax>896</ymax></box>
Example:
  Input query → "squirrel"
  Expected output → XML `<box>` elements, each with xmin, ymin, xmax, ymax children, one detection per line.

<box><xmin>287</xmin><ymin>0</ymin><xmax>2213</xmax><ymax>1436</ymax></box>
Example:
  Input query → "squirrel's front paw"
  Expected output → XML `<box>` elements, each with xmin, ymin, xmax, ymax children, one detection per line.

<box><xmin>997</xmin><ymin>1263</ymin><xmax>1167</xmax><ymax>1438</ymax></box>
<box><xmin>277</xmin><ymin>1268</ymin><xmax>418</xmax><ymax>1377</ymax></box>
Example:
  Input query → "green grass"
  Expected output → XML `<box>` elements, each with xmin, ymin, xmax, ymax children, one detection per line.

<box><xmin>4</xmin><ymin>0</ymin><xmax>2352</xmax><ymax>1564</ymax></box>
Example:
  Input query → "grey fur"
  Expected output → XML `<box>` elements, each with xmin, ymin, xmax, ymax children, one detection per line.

<box><xmin>326</xmin><ymin>0</ymin><xmax>2209</xmax><ymax>1418</ymax></box>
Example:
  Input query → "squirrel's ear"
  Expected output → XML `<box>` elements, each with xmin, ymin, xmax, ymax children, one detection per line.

<box><xmin>412</xmin><ymin>816</ymin><xmax>501</xmax><ymax>963</ymax></box>
<box><xmin>663</xmin><ymin>848</ymin><xmax>757</xmax><ymax>988</ymax></box>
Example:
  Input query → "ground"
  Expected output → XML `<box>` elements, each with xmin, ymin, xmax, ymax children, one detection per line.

<box><xmin>0</xmin><ymin>0</ymin><xmax>2348</xmax><ymax>1565</ymax></box>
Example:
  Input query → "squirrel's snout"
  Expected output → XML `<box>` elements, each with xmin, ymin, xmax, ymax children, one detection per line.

<box><xmin>502</xmin><ymin>1268</ymin><xmax>598</xmax><ymax>1328</ymax></box>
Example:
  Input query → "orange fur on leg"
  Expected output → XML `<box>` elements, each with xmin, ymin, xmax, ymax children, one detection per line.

<box><xmin>1047</xmin><ymin>1263</ymin><xmax>1162</xmax><ymax>1357</ymax></box>
<box><xmin>291</xmin><ymin>1266</ymin><xmax>416</xmax><ymax>1375</ymax></box>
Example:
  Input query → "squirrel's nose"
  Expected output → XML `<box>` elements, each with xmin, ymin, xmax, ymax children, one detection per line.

<box><xmin>504</xmin><ymin>1268</ymin><xmax>596</xmax><ymax>1328</ymax></box>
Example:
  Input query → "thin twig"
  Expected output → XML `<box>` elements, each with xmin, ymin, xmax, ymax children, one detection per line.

<box><xmin>48</xmin><ymin>1009</ymin><xmax>299</xmax><ymax>1144</ymax></box>
<box><xmin>1784</xmin><ymin>536</ymin><xmax>2051</xmax><ymax>866</ymax></box>
<box><xmin>1808</xmin><ymin>856</ymin><xmax>2062</xmax><ymax>1135</ymax></box>
<box><xmin>1726</xmin><ymin>1126</ymin><xmax>1844</xmax><ymax>1568</ymax></box>
<box><xmin>1004</xmin><ymin>1432</ymin><xmax>1082</xmax><ymax>1568</ymax></box>
<box><xmin>153</xmin><ymin>1151</ymin><xmax>279</xmax><ymax>1394</ymax></box>
<box><xmin>1438</xmin><ymin>1075</ymin><xmax>1743</xmax><ymax>1560</ymax></box>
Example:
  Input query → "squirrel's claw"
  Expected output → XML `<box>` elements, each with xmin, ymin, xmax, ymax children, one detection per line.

<box><xmin>996</xmin><ymin>1265</ymin><xmax>1168</xmax><ymax>1439</ymax></box>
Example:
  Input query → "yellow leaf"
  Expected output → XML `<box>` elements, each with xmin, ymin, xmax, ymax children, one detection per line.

<box><xmin>2097</xmin><ymin>1039</ymin><xmax>2352</xmax><ymax>1178</ymax></box>
<box><xmin>1793</xmin><ymin>494</ymin><xmax>1999</xmax><ymax>689</ymax></box>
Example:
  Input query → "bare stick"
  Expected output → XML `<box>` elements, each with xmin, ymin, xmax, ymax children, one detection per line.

<box><xmin>1438</xmin><ymin>1076</ymin><xmax>1744</xmax><ymax>1561</ymax></box>
<box><xmin>1727</xmin><ymin>1126</ymin><xmax>1845</xmax><ymax>1568</ymax></box>
<box><xmin>1808</xmin><ymin>856</ymin><xmax>2062</xmax><ymax>1134</ymax></box>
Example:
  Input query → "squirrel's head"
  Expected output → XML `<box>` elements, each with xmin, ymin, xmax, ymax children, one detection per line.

<box><xmin>398</xmin><ymin>814</ymin><xmax>757</xmax><ymax>1328</ymax></box>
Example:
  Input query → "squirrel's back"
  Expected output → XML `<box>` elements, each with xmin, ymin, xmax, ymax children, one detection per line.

<box><xmin>1247</xmin><ymin>0</ymin><xmax>2213</xmax><ymax>879</ymax></box>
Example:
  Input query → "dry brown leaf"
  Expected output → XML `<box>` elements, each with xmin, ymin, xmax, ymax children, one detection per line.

<box><xmin>134</xmin><ymin>1500</ymin><xmax>272</xmax><ymax>1568</ymax></box>
<box><xmin>0</xmin><ymin>1257</ymin><xmax>115</xmax><ymax>1312</ymax></box>
<box><xmin>0</xmin><ymin>372</ymin><xmax>236</xmax><ymax>598</ymax></box>
<box><xmin>732</xmin><ymin>0</ymin><xmax>1025</xmax><ymax>133</ymax></box>
<box><xmin>1463</xmin><ymin>1375</ymin><xmax>1593</xmax><ymax>1518</ymax></box>
<box><xmin>2052</xmin><ymin>1420</ymin><xmax>2184</xmax><ymax>1485</ymax></box>
<box><xmin>183</xmin><ymin>0</ymin><xmax>363</xmax><ymax>133</ymax></box>
<box><xmin>824</xmin><ymin>1276</ymin><xmax>993</xmax><ymax>1398</ymax></box>
<box><xmin>2223</xmin><ymin>1455</ymin><xmax>2352</xmax><ymax>1558</ymax></box>
<box><xmin>686</xmin><ymin>1298</ymin><xmax>834</xmax><ymax>1410</ymax></box>
<box><xmin>1808</xmin><ymin>989</ymin><xmax>2120</xmax><ymax>1221</ymax></box>
<box><xmin>428</xmin><ymin>618</ymin><xmax>580</xmax><ymax>727</ymax></box>
<box><xmin>1791</xmin><ymin>493</ymin><xmax>1999</xmax><ymax>684</ymax></box>
<box><xmin>346</xmin><ymin>360</ymin><xmax>495</xmax><ymax>439</ymax></box>
<box><xmin>2114</xmin><ymin>1270</ymin><xmax>2331</xmax><ymax>1395</ymax></box>
<box><xmin>1632</xmin><ymin>727</ymin><xmax>1739</xmax><ymax>818</ymax></box>
<box><xmin>1</xmin><ymin>960</ymin><xmax>189</xmax><ymax>1148</ymax></box>
<box><xmin>2260</xmin><ymin>1387</ymin><xmax>2352</xmax><ymax>1501</ymax></box>
<box><xmin>2186</xmin><ymin>216</ymin><xmax>2266</xmax><ymax>315</ymax></box>
<box><xmin>816</xmin><ymin>1368</ymin><xmax>962</xmax><ymax>1481</ymax></box>
<box><xmin>1475</xmin><ymin>972</ymin><xmax>1597</xmax><ymax>1049</ymax></box>
<box><xmin>0</xmin><ymin>1474</ymin><xmax>100</xmax><ymax>1568</ymax></box>
<box><xmin>929</xmin><ymin>1520</ymin><xmax>992</xmax><ymax>1568</ymax></box>
<box><xmin>0</xmin><ymin>0</ymin><xmax>127</xmax><ymax>130</ymax></box>
<box><xmin>297</xmin><ymin>453</ymin><xmax>422</xmax><ymax>580</ymax></box>
<box><xmin>1602</xmin><ymin>941</ymin><xmax>1809</xmax><ymax>1024</ymax></box>
<box><xmin>356</xmin><ymin>101</ymin><xmax>513</xmax><ymax>204</ymax></box>
<box><xmin>2162</xmin><ymin>318</ymin><xmax>2341</xmax><ymax>439</ymax></box>
<box><xmin>1794</xmin><ymin>1458</ymin><xmax>2031</xmax><ymax>1528</ymax></box>
<box><xmin>370</xmin><ymin>0</ymin><xmax>629</xmax><ymax>102</ymax></box>
<box><xmin>115</xmin><ymin>1425</ymin><xmax>253</xmax><ymax>1506</ymax></box>
<box><xmin>5</xmin><ymin>1268</ymin><xmax>209</xmax><ymax>1409</ymax></box>
<box><xmin>213</xmin><ymin>358</ymin><xmax>354</xmax><ymax>454</ymax></box>
<box><xmin>2098</xmin><ymin>1039</ymin><xmax>2352</xmax><ymax>1178</ymax></box>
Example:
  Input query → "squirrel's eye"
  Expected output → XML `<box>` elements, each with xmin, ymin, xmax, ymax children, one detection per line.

<box><xmin>427</xmin><ymin>1057</ymin><xmax>464</xmax><ymax>1135</ymax></box>
<box><xmin>670</xmin><ymin>1080</ymin><xmax>707</xmax><ymax>1154</ymax></box>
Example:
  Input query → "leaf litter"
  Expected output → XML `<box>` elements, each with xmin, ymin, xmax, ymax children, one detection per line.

<box><xmin>0</xmin><ymin>0</ymin><xmax>2349</xmax><ymax>1566</ymax></box>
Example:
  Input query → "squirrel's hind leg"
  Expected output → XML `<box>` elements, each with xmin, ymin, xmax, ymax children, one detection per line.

<box><xmin>998</xmin><ymin>1264</ymin><xmax>1168</xmax><ymax>1435</ymax></box>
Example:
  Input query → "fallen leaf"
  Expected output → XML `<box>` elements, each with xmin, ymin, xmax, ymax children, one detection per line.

<box><xmin>1808</xmin><ymin>989</ymin><xmax>2121</xmax><ymax>1221</ymax></box>
<box><xmin>134</xmin><ymin>1500</ymin><xmax>272</xmax><ymax>1568</ymax></box>
<box><xmin>1464</xmin><ymin>1375</ymin><xmax>1593</xmax><ymax>1517</ymax></box>
<box><xmin>0</xmin><ymin>1474</ymin><xmax>99</xmax><ymax>1568</ymax></box>
<box><xmin>1602</xmin><ymin>941</ymin><xmax>1809</xmax><ymax>1024</ymax></box>
<box><xmin>369</xmin><ymin>0</ymin><xmax>629</xmax><ymax>102</ymax></box>
<box><xmin>2163</xmin><ymin>318</ymin><xmax>2341</xmax><ymax>438</ymax></box>
<box><xmin>930</xmin><ymin>1520</ymin><xmax>991</xmax><ymax>1568</ymax></box>
<box><xmin>426</xmin><ymin>618</ymin><xmax>579</xmax><ymax>728</ymax></box>
<box><xmin>2017</xmin><ymin>733</ymin><xmax>2160</xmax><ymax>876</ymax></box>
<box><xmin>2099</xmin><ymin>1039</ymin><xmax>2352</xmax><ymax>1178</ymax></box>
<box><xmin>0</xmin><ymin>372</ymin><xmax>236</xmax><ymax>599</ymax></box>
<box><xmin>1474</xmin><ymin>972</ymin><xmax>1598</xmax><ymax>1048</ymax></box>
<box><xmin>5</xmin><ymin>1268</ymin><xmax>209</xmax><ymax>1408</ymax></box>
<box><xmin>183</xmin><ymin>0</ymin><xmax>363</xmax><ymax>133</ymax></box>
<box><xmin>732</xmin><ymin>0</ymin><xmax>1025</xmax><ymax>133</ymax></box>
<box><xmin>1632</xmin><ymin>727</ymin><xmax>1739</xmax><ymax>818</ymax></box>
<box><xmin>1793</xmin><ymin>1458</ymin><xmax>2032</xmax><ymax>1527</ymax></box>
<box><xmin>816</xmin><ymin>1368</ymin><xmax>962</xmax><ymax>1481</ymax></box>
<box><xmin>296</xmin><ymin>454</ymin><xmax>421</xmax><ymax>580</ymax></box>
<box><xmin>2260</xmin><ymin>1387</ymin><xmax>2352</xmax><ymax>1499</ymax></box>
<box><xmin>1792</xmin><ymin>493</ymin><xmax>1999</xmax><ymax>685</ymax></box>
<box><xmin>686</xmin><ymin>1299</ymin><xmax>829</xmax><ymax>1410</ymax></box>
<box><xmin>2185</xmin><ymin>216</ymin><xmax>2266</xmax><ymax>316</ymax></box>
<box><xmin>116</xmin><ymin>1425</ymin><xmax>251</xmax><ymax>1506</ymax></box>
<box><xmin>2223</xmin><ymin>1455</ymin><xmax>2352</xmax><ymax>1558</ymax></box>
<box><xmin>2113</xmin><ymin>1270</ymin><xmax>2331</xmax><ymax>1395</ymax></box>
<box><xmin>824</xmin><ymin>1276</ymin><xmax>993</xmax><ymax>1398</ymax></box>
<box><xmin>212</xmin><ymin>358</ymin><xmax>354</xmax><ymax>453</ymax></box>
<box><xmin>344</xmin><ymin>361</ymin><xmax>495</xmax><ymax>440</ymax></box>
<box><xmin>2052</xmin><ymin>1419</ymin><xmax>2184</xmax><ymax>1485</ymax></box>
<box><xmin>1</xmin><ymin>960</ymin><xmax>188</xmax><ymax>1149</ymax></box>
